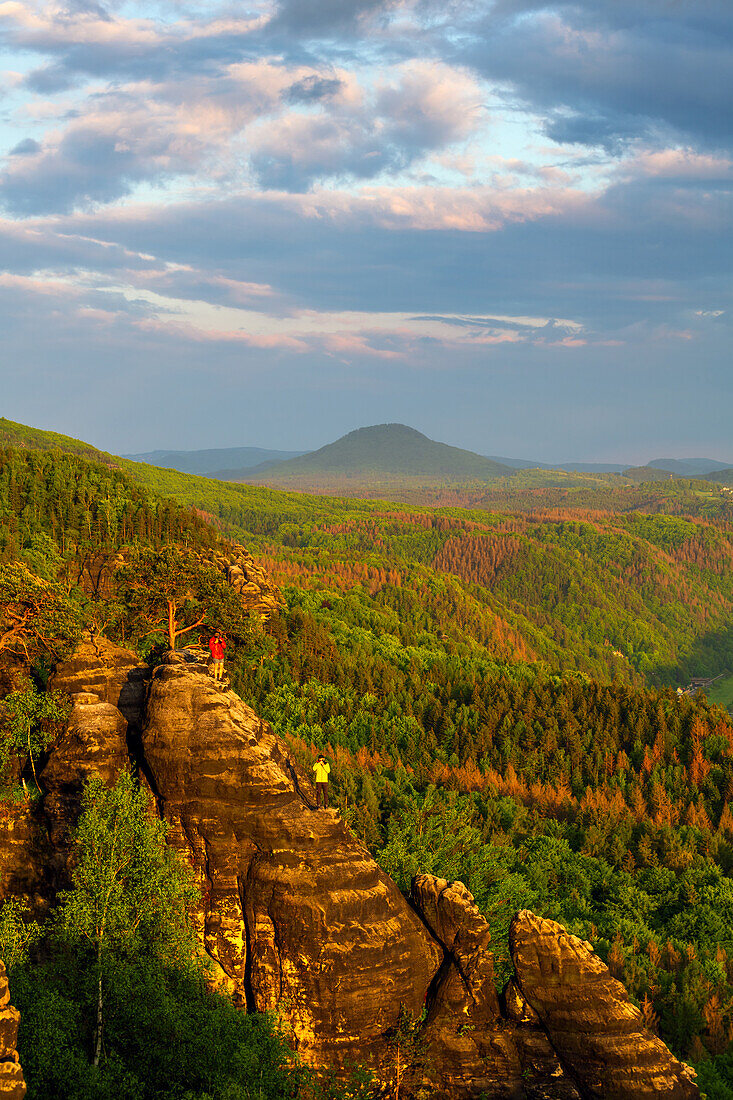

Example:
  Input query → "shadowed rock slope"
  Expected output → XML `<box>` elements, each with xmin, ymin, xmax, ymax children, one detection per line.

<box><xmin>1</xmin><ymin>639</ymin><xmax>701</xmax><ymax>1098</ymax></box>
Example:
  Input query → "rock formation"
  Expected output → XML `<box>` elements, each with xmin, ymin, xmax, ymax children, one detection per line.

<box><xmin>510</xmin><ymin>912</ymin><xmax>700</xmax><ymax>1099</ymax></box>
<box><xmin>204</xmin><ymin>544</ymin><xmax>282</xmax><ymax>620</ymax></box>
<box><xmin>0</xmin><ymin>637</ymin><xmax>700</xmax><ymax>1098</ymax></box>
<box><xmin>411</xmin><ymin>875</ymin><xmax>582</xmax><ymax>1099</ymax></box>
<box><xmin>49</xmin><ymin>633</ymin><xmax>148</xmax><ymax>728</ymax></box>
<box><xmin>0</xmin><ymin>963</ymin><xmax>26</xmax><ymax>1100</ymax></box>
<box><xmin>141</xmin><ymin>652</ymin><xmax>441</xmax><ymax>1071</ymax></box>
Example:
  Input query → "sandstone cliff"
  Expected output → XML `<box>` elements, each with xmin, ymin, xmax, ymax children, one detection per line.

<box><xmin>0</xmin><ymin>963</ymin><xmax>26</xmax><ymax>1100</ymax></box>
<box><xmin>0</xmin><ymin>639</ymin><xmax>701</xmax><ymax>1098</ymax></box>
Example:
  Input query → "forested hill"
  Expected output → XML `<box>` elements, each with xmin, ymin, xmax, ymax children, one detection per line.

<box><xmin>0</xmin><ymin>417</ymin><xmax>117</xmax><ymax>466</ymax></box>
<box><xmin>117</xmin><ymin>456</ymin><xmax>733</xmax><ymax>689</ymax></box>
<box><xmin>0</xmin><ymin>446</ymin><xmax>221</xmax><ymax>564</ymax></box>
<box><xmin>240</xmin><ymin>423</ymin><xmax>514</xmax><ymax>484</ymax></box>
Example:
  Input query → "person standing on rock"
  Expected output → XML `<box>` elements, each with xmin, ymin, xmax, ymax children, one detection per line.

<box><xmin>313</xmin><ymin>754</ymin><xmax>331</xmax><ymax>808</ymax></box>
<box><xmin>208</xmin><ymin>632</ymin><xmax>226</xmax><ymax>681</ymax></box>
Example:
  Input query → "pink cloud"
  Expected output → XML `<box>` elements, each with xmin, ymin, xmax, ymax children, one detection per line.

<box><xmin>296</xmin><ymin>183</ymin><xmax>593</xmax><ymax>232</ymax></box>
<box><xmin>134</xmin><ymin>316</ymin><xmax>309</xmax><ymax>351</ymax></box>
<box><xmin>629</xmin><ymin>149</ymin><xmax>733</xmax><ymax>181</ymax></box>
<box><xmin>321</xmin><ymin>333</ymin><xmax>406</xmax><ymax>360</ymax></box>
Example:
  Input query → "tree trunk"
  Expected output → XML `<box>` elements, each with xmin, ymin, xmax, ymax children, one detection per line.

<box><xmin>94</xmin><ymin>945</ymin><xmax>103</xmax><ymax>1067</ymax></box>
<box><xmin>167</xmin><ymin>600</ymin><xmax>176</xmax><ymax>650</ymax></box>
<box><xmin>27</xmin><ymin>725</ymin><xmax>38</xmax><ymax>789</ymax></box>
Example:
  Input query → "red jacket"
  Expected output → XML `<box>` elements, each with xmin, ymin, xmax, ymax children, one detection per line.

<box><xmin>209</xmin><ymin>637</ymin><xmax>226</xmax><ymax>660</ymax></box>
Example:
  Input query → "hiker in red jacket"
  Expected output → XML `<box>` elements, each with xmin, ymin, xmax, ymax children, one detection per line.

<box><xmin>208</xmin><ymin>632</ymin><xmax>226</xmax><ymax>681</ymax></box>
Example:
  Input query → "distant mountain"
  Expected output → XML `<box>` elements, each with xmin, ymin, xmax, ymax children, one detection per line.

<box><xmin>649</xmin><ymin>458</ymin><xmax>732</xmax><ymax>476</ymax></box>
<box><xmin>122</xmin><ymin>446</ymin><xmax>305</xmax><ymax>476</ymax></box>
<box><xmin>241</xmin><ymin>424</ymin><xmax>514</xmax><ymax>484</ymax></box>
<box><xmin>487</xmin><ymin>456</ymin><xmax>629</xmax><ymax>473</ymax></box>
<box><xmin>699</xmin><ymin>468</ymin><xmax>733</xmax><ymax>485</ymax></box>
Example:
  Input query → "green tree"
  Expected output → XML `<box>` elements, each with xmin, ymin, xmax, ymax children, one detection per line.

<box><xmin>0</xmin><ymin>680</ymin><xmax>70</xmax><ymax>789</ymax></box>
<box><xmin>56</xmin><ymin>772</ymin><xmax>198</xmax><ymax>1066</ymax></box>
<box><xmin>116</xmin><ymin>546</ymin><xmax>254</xmax><ymax>650</ymax></box>
<box><xmin>0</xmin><ymin>897</ymin><xmax>42</xmax><ymax>969</ymax></box>
<box><xmin>0</xmin><ymin>561</ymin><xmax>82</xmax><ymax>661</ymax></box>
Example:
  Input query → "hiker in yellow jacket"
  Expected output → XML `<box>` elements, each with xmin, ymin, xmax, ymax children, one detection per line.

<box><xmin>313</xmin><ymin>754</ymin><xmax>331</xmax><ymax>809</ymax></box>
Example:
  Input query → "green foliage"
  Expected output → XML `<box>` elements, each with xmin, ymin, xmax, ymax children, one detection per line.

<box><xmin>0</xmin><ymin>446</ymin><xmax>220</xmax><ymax>566</ymax></box>
<box><xmin>115</xmin><ymin>546</ymin><xmax>255</xmax><ymax>650</ymax></box>
<box><xmin>0</xmin><ymin>560</ymin><xmax>83</xmax><ymax>662</ymax></box>
<box><xmin>0</xmin><ymin>680</ymin><xmax>70</xmax><ymax>788</ymax></box>
<box><xmin>12</xmin><ymin>952</ymin><xmax>301</xmax><ymax>1100</ymax></box>
<box><xmin>0</xmin><ymin>418</ymin><xmax>117</xmax><ymax>464</ymax></box>
<box><xmin>56</xmin><ymin>772</ymin><xmax>197</xmax><ymax>967</ymax></box>
<box><xmin>0</xmin><ymin>897</ymin><xmax>42</xmax><ymax>969</ymax></box>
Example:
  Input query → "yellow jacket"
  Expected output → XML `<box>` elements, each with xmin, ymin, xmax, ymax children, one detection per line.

<box><xmin>313</xmin><ymin>761</ymin><xmax>330</xmax><ymax>783</ymax></box>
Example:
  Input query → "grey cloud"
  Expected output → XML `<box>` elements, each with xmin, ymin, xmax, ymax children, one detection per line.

<box><xmin>9</xmin><ymin>139</ymin><xmax>41</xmax><ymax>156</ymax></box>
<box><xmin>0</xmin><ymin>130</ymin><xmax>148</xmax><ymax>215</ymax></box>
<box><xmin>271</xmin><ymin>0</ymin><xmax>395</xmax><ymax>34</ymax></box>
<box><xmin>55</xmin><ymin>165</ymin><xmax>731</xmax><ymax>334</ymax></box>
<box><xmin>25</xmin><ymin>64</ymin><xmax>79</xmax><ymax>93</ymax></box>
<box><xmin>283</xmin><ymin>75</ymin><xmax>345</xmax><ymax>103</ymax></box>
<box><xmin>461</xmin><ymin>1</ymin><xmax>733</xmax><ymax>151</ymax></box>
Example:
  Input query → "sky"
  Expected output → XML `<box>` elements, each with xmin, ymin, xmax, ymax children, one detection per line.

<box><xmin>0</xmin><ymin>0</ymin><xmax>731</xmax><ymax>463</ymax></box>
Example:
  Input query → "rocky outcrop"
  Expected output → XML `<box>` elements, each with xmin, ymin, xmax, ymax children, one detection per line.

<box><xmin>0</xmin><ymin>963</ymin><xmax>26</xmax><ymax>1100</ymax></box>
<box><xmin>40</xmin><ymin>692</ymin><xmax>129</xmax><ymax>855</ymax></box>
<box><xmin>49</xmin><ymin>633</ymin><xmax>148</xmax><ymax>728</ymax></box>
<box><xmin>204</xmin><ymin>544</ymin><xmax>281</xmax><ymax>620</ymax></box>
<box><xmin>141</xmin><ymin>652</ymin><xmax>441</xmax><ymax>1071</ymax></box>
<box><xmin>41</xmin><ymin>635</ymin><xmax>141</xmax><ymax>862</ymax></box>
<box><xmin>510</xmin><ymin>912</ymin><xmax>699</xmax><ymax>1099</ymax></box>
<box><xmin>411</xmin><ymin>876</ymin><xmax>582</xmax><ymax>1099</ymax></box>
<box><xmin>3</xmin><ymin>636</ymin><xmax>698</xmax><ymax>1099</ymax></box>
<box><xmin>0</xmin><ymin>803</ymin><xmax>40</xmax><ymax>906</ymax></box>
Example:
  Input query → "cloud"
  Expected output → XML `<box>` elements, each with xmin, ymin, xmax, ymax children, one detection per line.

<box><xmin>250</xmin><ymin>61</ymin><xmax>483</xmax><ymax>190</ymax></box>
<box><xmin>283</xmin><ymin>74</ymin><xmax>345</xmax><ymax>104</ymax></box>
<box><xmin>0</xmin><ymin>60</ymin><xmax>293</xmax><ymax>213</ymax></box>
<box><xmin>462</xmin><ymin>1</ymin><xmax>733</xmax><ymax>153</ymax></box>
<box><xmin>270</xmin><ymin>0</ymin><xmax>397</xmax><ymax>35</ymax></box>
<box><xmin>9</xmin><ymin>138</ymin><xmax>41</xmax><ymax>155</ymax></box>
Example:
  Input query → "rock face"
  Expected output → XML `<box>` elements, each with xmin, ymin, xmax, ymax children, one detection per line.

<box><xmin>0</xmin><ymin>804</ymin><xmax>40</xmax><ymax>906</ymax></box>
<box><xmin>141</xmin><ymin>652</ymin><xmax>441</xmax><ymax>1070</ymax></box>
<box><xmin>40</xmin><ymin>692</ymin><xmax>129</xmax><ymax>855</ymax></box>
<box><xmin>510</xmin><ymin>912</ymin><xmax>700</xmax><ymax>1099</ymax></box>
<box><xmin>42</xmin><ymin>635</ymin><xmax>141</xmax><ymax>865</ymax></box>
<box><xmin>0</xmin><ymin>963</ymin><xmax>26</xmax><ymax>1100</ymax></box>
